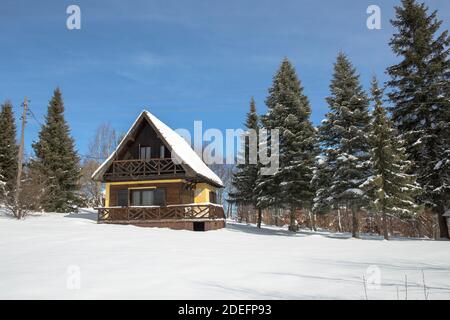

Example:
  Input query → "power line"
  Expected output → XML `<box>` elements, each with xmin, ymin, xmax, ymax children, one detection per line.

<box><xmin>27</xmin><ymin>107</ymin><xmax>44</xmax><ymax>127</ymax></box>
<box><xmin>79</xmin><ymin>154</ymin><xmax>106</xmax><ymax>161</ymax></box>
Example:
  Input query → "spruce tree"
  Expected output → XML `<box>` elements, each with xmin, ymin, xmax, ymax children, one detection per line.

<box><xmin>0</xmin><ymin>100</ymin><xmax>18</xmax><ymax>193</ymax></box>
<box><xmin>317</xmin><ymin>53</ymin><xmax>371</xmax><ymax>238</ymax></box>
<box><xmin>257</xmin><ymin>58</ymin><xmax>316</xmax><ymax>231</ymax></box>
<box><xmin>32</xmin><ymin>88</ymin><xmax>81</xmax><ymax>212</ymax></box>
<box><xmin>363</xmin><ymin>77</ymin><xmax>421</xmax><ymax>239</ymax></box>
<box><xmin>387</xmin><ymin>0</ymin><xmax>450</xmax><ymax>238</ymax></box>
<box><xmin>311</xmin><ymin>153</ymin><xmax>333</xmax><ymax>217</ymax></box>
<box><xmin>229</xmin><ymin>97</ymin><xmax>261</xmax><ymax>226</ymax></box>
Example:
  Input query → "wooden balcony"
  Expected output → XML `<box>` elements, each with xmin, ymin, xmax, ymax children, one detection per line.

<box><xmin>96</xmin><ymin>203</ymin><xmax>225</xmax><ymax>223</ymax></box>
<box><xmin>104</xmin><ymin>158</ymin><xmax>185</xmax><ymax>181</ymax></box>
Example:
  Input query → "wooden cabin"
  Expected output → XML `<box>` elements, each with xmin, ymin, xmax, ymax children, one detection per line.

<box><xmin>92</xmin><ymin>110</ymin><xmax>225</xmax><ymax>231</ymax></box>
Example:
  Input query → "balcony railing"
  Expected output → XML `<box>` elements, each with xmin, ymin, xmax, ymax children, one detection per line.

<box><xmin>104</xmin><ymin>158</ymin><xmax>185</xmax><ymax>181</ymax></box>
<box><xmin>96</xmin><ymin>204</ymin><xmax>225</xmax><ymax>222</ymax></box>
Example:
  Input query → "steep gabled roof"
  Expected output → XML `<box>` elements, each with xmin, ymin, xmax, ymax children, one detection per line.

<box><xmin>92</xmin><ymin>110</ymin><xmax>223</xmax><ymax>187</ymax></box>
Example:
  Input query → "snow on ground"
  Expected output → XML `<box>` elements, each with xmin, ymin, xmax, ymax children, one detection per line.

<box><xmin>0</xmin><ymin>209</ymin><xmax>449</xmax><ymax>300</ymax></box>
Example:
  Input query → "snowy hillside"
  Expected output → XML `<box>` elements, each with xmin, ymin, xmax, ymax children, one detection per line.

<box><xmin>0</xmin><ymin>210</ymin><xmax>449</xmax><ymax>299</ymax></box>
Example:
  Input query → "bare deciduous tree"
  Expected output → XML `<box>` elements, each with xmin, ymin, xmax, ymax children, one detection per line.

<box><xmin>79</xmin><ymin>123</ymin><xmax>119</xmax><ymax>207</ymax></box>
<box><xmin>1</xmin><ymin>164</ymin><xmax>45</xmax><ymax>219</ymax></box>
<box><xmin>88</xmin><ymin>123</ymin><xmax>119</xmax><ymax>160</ymax></box>
<box><xmin>208</xmin><ymin>162</ymin><xmax>235</xmax><ymax>215</ymax></box>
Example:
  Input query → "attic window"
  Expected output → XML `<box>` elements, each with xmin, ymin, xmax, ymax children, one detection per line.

<box><xmin>160</xmin><ymin>145</ymin><xmax>165</xmax><ymax>158</ymax></box>
<box><xmin>140</xmin><ymin>146</ymin><xmax>151</xmax><ymax>161</ymax></box>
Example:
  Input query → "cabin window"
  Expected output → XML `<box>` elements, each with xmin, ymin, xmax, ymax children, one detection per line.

<box><xmin>209</xmin><ymin>191</ymin><xmax>217</xmax><ymax>204</ymax></box>
<box><xmin>160</xmin><ymin>145</ymin><xmax>165</xmax><ymax>158</ymax></box>
<box><xmin>154</xmin><ymin>188</ymin><xmax>166</xmax><ymax>206</ymax></box>
<box><xmin>130</xmin><ymin>188</ymin><xmax>166</xmax><ymax>206</ymax></box>
<box><xmin>117</xmin><ymin>189</ymin><xmax>128</xmax><ymax>207</ymax></box>
<box><xmin>140</xmin><ymin>146</ymin><xmax>151</xmax><ymax>161</ymax></box>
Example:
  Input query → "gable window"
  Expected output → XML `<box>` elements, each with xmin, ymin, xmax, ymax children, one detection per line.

<box><xmin>130</xmin><ymin>188</ymin><xmax>166</xmax><ymax>206</ymax></box>
<box><xmin>140</xmin><ymin>146</ymin><xmax>151</xmax><ymax>161</ymax></box>
<box><xmin>160</xmin><ymin>145</ymin><xmax>165</xmax><ymax>159</ymax></box>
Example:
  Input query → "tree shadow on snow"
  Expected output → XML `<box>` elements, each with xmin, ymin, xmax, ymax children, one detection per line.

<box><xmin>225</xmin><ymin>222</ymin><xmax>309</xmax><ymax>238</ymax></box>
<box><xmin>225</xmin><ymin>222</ymin><xmax>433</xmax><ymax>242</ymax></box>
<box><xmin>64</xmin><ymin>208</ymin><xmax>98</xmax><ymax>221</ymax></box>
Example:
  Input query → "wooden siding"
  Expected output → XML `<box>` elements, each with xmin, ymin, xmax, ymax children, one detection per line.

<box><xmin>108</xmin><ymin>182</ymin><xmax>194</xmax><ymax>206</ymax></box>
<box><xmin>117</xmin><ymin>120</ymin><xmax>171</xmax><ymax>160</ymax></box>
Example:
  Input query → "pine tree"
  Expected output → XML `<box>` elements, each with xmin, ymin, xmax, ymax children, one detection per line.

<box><xmin>317</xmin><ymin>53</ymin><xmax>371</xmax><ymax>238</ymax></box>
<box><xmin>257</xmin><ymin>58</ymin><xmax>316</xmax><ymax>231</ymax></box>
<box><xmin>31</xmin><ymin>88</ymin><xmax>81</xmax><ymax>212</ymax></box>
<box><xmin>0</xmin><ymin>100</ymin><xmax>18</xmax><ymax>193</ymax></box>
<box><xmin>387</xmin><ymin>0</ymin><xmax>450</xmax><ymax>238</ymax></box>
<box><xmin>362</xmin><ymin>77</ymin><xmax>422</xmax><ymax>240</ymax></box>
<box><xmin>229</xmin><ymin>97</ymin><xmax>261</xmax><ymax>226</ymax></box>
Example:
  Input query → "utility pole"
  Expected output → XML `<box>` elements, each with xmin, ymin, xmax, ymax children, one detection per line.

<box><xmin>14</xmin><ymin>97</ymin><xmax>28</xmax><ymax>212</ymax></box>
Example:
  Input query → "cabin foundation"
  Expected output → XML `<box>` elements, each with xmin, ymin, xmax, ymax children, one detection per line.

<box><xmin>99</xmin><ymin>219</ymin><xmax>226</xmax><ymax>231</ymax></box>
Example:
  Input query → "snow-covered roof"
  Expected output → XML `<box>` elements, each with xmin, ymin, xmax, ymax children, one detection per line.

<box><xmin>92</xmin><ymin>110</ymin><xmax>223</xmax><ymax>187</ymax></box>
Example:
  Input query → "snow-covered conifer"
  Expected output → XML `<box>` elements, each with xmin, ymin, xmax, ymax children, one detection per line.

<box><xmin>387</xmin><ymin>0</ymin><xmax>450</xmax><ymax>238</ymax></box>
<box><xmin>362</xmin><ymin>77</ymin><xmax>422</xmax><ymax>239</ymax></box>
<box><xmin>316</xmin><ymin>53</ymin><xmax>371</xmax><ymax>238</ymax></box>
<box><xmin>257</xmin><ymin>58</ymin><xmax>316</xmax><ymax>231</ymax></box>
<box><xmin>0</xmin><ymin>101</ymin><xmax>18</xmax><ymax>195</ymax></box>
<box><xmin>31</xmin><ymin>88</ymin><xmax>81</xmax><ymax>212</ymax></box>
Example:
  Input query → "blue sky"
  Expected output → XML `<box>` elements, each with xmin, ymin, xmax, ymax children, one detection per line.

<box><xmin>1</xmin><ymin>0</ymin><xmax>449</xmax><ymax>159</ymax></box>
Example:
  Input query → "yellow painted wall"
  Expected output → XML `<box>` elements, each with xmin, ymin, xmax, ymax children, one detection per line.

<box><xmin>105</xmin><ymin>183</ymin><xmax>111</xmax><ymax>207</ymax></box>
<box><xmin>194</xmin><ymin>183</ymin><xmax>216</xmax><ymax>203</ymax></box>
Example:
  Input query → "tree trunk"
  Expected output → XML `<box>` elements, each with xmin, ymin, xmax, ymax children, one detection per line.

<box><xmin>337</xmin><ymin>208</ymin><xmax>342</xmax><ymax>232</ymax></box>
<box><xmin>312</xmin><ymin>212</ymin><xmax>317</xmax><ymax>231</ymax></box>
<box><xmin>389</xmin><ymin>216</ymin><xmax>394</xmax><ymax>236</ymax></box>
<box><xmin>289</xmin><ymin>206</ymin><xmax>297</xmax><ymax>232</ymax></box>
<box><xmin>308</xmin><ymin>210</ymin><xmax>313</xmax><ymax>231</ymax></box>
<box><xmin>382</xmin><ymin>211</ymin><xmax>389</xmax><ymax>240</ymax></box>
<box><xmin>375</xmin><ymin>213</ymin><xmax>382</xmax><ymax>236</ymax></box>
<box><xmin>256</xmin><ymin>207</ymin><xmax>262</xmax><ymax>229</ymax></box>
<box><xmin>345</xmin><ymin>205</ymin><xmax>351</xmax><ymax>232</ymax></box>
<box><xmin>351</xmin><ymin>207</ymin><xmax>359</xmax><ymax>238</ymax></box>
<box><xmin>434</xmin><ymin>205</ymin><xmax>449</xmax><ymax>239</ymax></box>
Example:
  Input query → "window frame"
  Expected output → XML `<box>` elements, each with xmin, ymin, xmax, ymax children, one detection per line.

<box><xmin>209</xmin><ymin>191</ymin><xmax>217</xmax><ymax>204</ymax></box>
<box><xmin>129</xmin><ymin>188</ymin><xmax>166</xmax><ymax>206</ymax></box>
<box><xmin>139</xmin><ymin>146</ymin><xmax>152</xmax><ymax>161</ymax></box>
